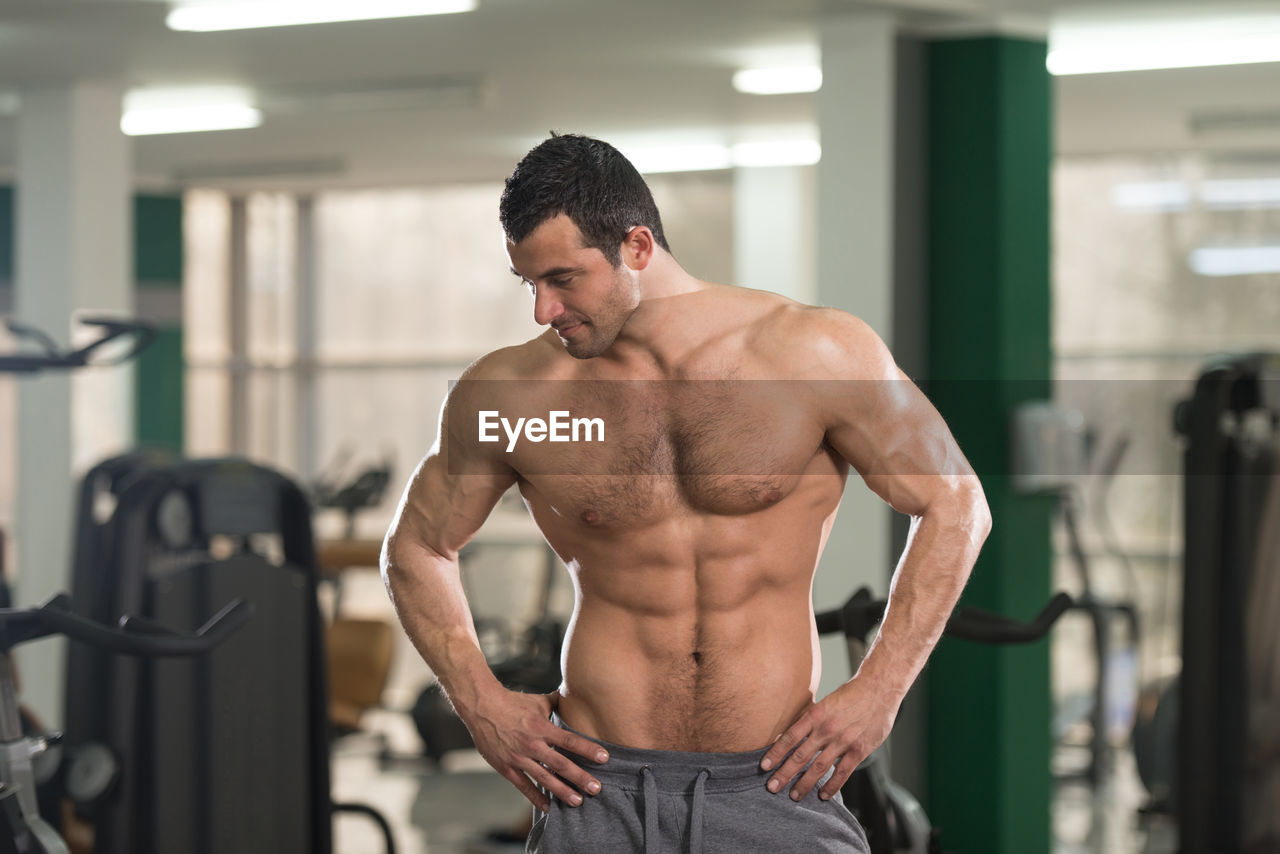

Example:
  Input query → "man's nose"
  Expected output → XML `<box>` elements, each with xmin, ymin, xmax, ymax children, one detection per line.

<box><xmin>532</xmin><ymin>287</ymin><xmax>564</xmax><ymax>326</ymax></box>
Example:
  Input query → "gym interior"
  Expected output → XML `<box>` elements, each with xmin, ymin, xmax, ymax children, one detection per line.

<box><xmin>0</xmin><ymin>1</ymin><xmax>1277</xmax><ymax>853</ymax></box>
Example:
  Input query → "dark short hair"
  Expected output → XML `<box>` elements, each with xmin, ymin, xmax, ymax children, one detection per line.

<box><xmin>499</xmin><ymin>133</ymin><xmax>671</xmax><ymax>266</ymax></box>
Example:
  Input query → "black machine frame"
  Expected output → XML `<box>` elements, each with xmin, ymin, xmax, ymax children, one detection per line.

<box><xmin>63</xmin><ymin>455</ymin><xmax>395</xmax><ymax>854</ymax></box>
<box><xmin>1175</xmin><ymin>352</ymin><xmax>1280</xmax><ymax>853</ymax></box>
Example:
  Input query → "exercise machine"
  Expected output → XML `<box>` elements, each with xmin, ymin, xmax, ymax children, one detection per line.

<box><xmin>1134</xmin><ymin>353</ymin><xmax>1280</xmax><ymax>853</ymax></box>
<box><xmin>61</xmin><ymin>455</ymin><xmax>397</xmax><ymax>854</ymax></box>
<box><xmin>0</xmin><ymin>316</ymin><xmax>155</xmax><ymax>374</ymax></box>
<box><xmin>311</xmin><ymin>447</ymin><xmax>395</xmax><ymax>541</ymax></box>
<box><xmin>1056</xmin><ymin>434</ymin><xmax>1141</xmax><ymax>785</ymax></box>
<box><xmin>0</xmin><ymin>594</ymin><xmax>250</xmax><ymax>854</ymax></box>
<box><xmin>4</xmin><ymin>316</ymin><xmax>397</xmax><ymax>852</ymax></box>
<box><xmin>816</xmin><ymin>587</ymin><xmax>1073</xmax><ymax>854</ymax></box>
<box><xmin>0</xmin><ymin>316</ymin><xmax>162</xmax><ymax>848</ymax></box>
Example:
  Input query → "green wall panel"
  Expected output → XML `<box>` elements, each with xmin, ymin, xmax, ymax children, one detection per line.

<box><xmin>133</xmin><ymin>194</ymin><xmax>183</xmax><ymax>285</ymax></box>
<box><xmin>133</xmin><ymin>195</ymin><xmax>184</xmax><ymax>451</ymax></box>
<box><xmin>135</xmin><ymin>326</ymin><xmax>184</xmax><ymax>452</ymax></box>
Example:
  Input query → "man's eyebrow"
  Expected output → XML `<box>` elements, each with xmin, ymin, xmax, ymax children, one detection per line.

<box><xmin>509</xmin><ymin>265</ymin><xmax>582</xmax><ymax>281</ymax></box>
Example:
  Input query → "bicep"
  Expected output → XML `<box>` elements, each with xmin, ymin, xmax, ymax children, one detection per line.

<box><xmin>385</xmin><ymin>381</ymin><xmax>519</xmax><ymax>564</ymax></box>
<box><xmin>389</xmin><ymin>451</ymin><xmax>516</xmax><ymax>563</ymax></box>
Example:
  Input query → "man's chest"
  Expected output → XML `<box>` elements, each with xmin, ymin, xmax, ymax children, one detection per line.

<box><xmin>501</xmin><ymin>380</ymin><xmax>834</xmax><ymax>523</ymax></box>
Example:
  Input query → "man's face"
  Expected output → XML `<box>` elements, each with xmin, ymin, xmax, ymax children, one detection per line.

<box><xmin>507</xmin><ymin>214</ymin><xmax>639</xmax><ymax>359</ymax></box>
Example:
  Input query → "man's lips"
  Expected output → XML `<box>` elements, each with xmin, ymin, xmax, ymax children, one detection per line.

<box><xmin>555</xmin><ymin>322</ymin><xmax>583</xmax><ymax>337</ymax></box>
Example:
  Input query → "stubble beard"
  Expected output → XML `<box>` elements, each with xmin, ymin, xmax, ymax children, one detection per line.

<box><xmin>562</xmin><ymin>272</ymin><xmax>638</xmax><ymax>360</ymax></box>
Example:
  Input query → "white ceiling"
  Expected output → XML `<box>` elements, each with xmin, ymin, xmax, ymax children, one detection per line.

<box><xmin>0</xmin><ymin>0</ymin><xmax>1277</xmax><ymax>190</ymax></box>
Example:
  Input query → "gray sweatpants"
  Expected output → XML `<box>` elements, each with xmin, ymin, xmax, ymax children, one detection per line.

<box><xmin>526</xmin><ymin>715</ymin><xmax>870</xmax><ymax>854</ymax></box>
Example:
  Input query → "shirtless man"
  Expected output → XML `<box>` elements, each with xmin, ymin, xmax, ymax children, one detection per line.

<box><xmin>381</xmin><ymin>133</ymin><xmax>990</xmax><ymax>853</ymax></box>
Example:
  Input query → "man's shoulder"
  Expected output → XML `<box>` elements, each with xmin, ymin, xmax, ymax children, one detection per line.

<box><xmin>741</xmin><ymin>297</ymin><xmax>886</xmax><ymax>380</ymax></box>
<box><xmin>461</xmin><ymin>331</ymin><xmax>569</xmax><ymax>382</ymax></box>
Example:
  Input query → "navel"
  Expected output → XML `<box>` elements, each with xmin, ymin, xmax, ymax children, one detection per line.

<box><xmin>691</xmin><ymin>651</ymin><xmax>703</xmax><ymax>665</ymax></box>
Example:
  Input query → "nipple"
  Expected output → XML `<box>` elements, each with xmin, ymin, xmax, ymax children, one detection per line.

<box><xmin>580</xmin><ymin>509</ymin><xmax>600</xmax><ymax>525</ymax></box>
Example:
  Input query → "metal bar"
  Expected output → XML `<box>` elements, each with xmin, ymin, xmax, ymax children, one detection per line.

<box><xmin>228</xmin><ymin>196</ymin><xmax>249</xmax><ymax>455</ymax></box>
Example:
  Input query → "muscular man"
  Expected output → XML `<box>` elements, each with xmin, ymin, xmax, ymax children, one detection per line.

<box><xmin>382</xmin><ymin>133</ymin><xmax>990</xmax><ymax>853</ymax></box>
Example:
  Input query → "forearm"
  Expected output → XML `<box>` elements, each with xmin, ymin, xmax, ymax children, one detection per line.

<box><xmin>381</xmin><ymin>535</ymin><xmax>502</xmax><ymax>717</ymax></box>
<box><xmin>856</xmin><ymin>483</ymin><xmax>991</xmax><ymax>698</ymax></box>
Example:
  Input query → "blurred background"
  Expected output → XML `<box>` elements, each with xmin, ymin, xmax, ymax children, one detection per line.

<box><xmin>0</xmin><ymin>0</ymin><xmax>1278</xmax><ymax>852</ymax></box>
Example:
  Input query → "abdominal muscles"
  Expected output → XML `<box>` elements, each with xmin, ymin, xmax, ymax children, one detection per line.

<box><xmin>557</xmin><ymin>563</ymin><xmax>820</xmax><ymax>752</ymax></box>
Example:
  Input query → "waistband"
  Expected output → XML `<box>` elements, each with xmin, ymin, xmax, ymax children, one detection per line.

<box><xmin>552</xmin><ymin>713</ymin><xmax>772</xmax><ymax>794</ymax></box>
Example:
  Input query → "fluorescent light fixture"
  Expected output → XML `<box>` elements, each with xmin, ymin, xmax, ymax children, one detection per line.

<box><xmin>732</xmin><ymin>67</ymin><xmax>823</xmax><ymax>95</ymax></box>
<box><xmin>620</xmin><ymin>139</ymin><xmax>822</xmax><ymax>174</ymax></box>
<box><xmin>167</xmin><ymin>0</ymin><xmax>476</xmax><ymax>32</ymax></box>
<box><xmin>1049</xmin><ymin>15</ymin><xmax>1280</xmax><ymax>75</ymax></box>
<box><xmin>1111</xmin><ymin>181</ymin><xmax>1191</xmax><ymax>211</ymax></box>
<box><xmin>122</xmin><ymin>104</ymin><xmax>261</xmax><ymax>135</ymax></box>
<box><xmin>731</xmin><ymin>140</ymin><xmax>821</xmax><ymax>168</ymax></box>
<box><xmin>623</xmin><ymin>144</ymin><xmax>733</xmax><ymax>174</ymax></box>
<box><xmin>1202</xmin><ymin>179</ymin><xmax>1280</xmax><ymax>209</ymax></box>
<box><xmin>122</xmin><ymin>87</ymin><xmax>261</xmax><ymax>135</ymax></box>
<box><xmin>1111</xmin><ymin>179</ymin><xmax>1280</xmax><ymax>212</ymax></box>
<box><xmin>1190</xmin><ymin>246</ymin><xmax>1280</xmax><ymax>277</ymax></box>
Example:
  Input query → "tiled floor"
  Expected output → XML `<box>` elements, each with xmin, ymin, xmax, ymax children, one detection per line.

<box><xmin>1052</xmin><ymin>749</ymin><xmax>1177</xmax><ymax>854</ymax></box>
<box><xmin>332</xmin><ymin>711</ymin><xmax>1178</xmax><ymax>854</ymax></box>
<box><xmin>331</xmin><ymin>712</ymin><xmax>529</xmax><ymax>854</ymax></box>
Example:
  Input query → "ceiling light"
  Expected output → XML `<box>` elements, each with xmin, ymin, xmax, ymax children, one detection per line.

<box><xmin>1189</xmin><ymin>246</ymin><xmax>1280</xmax><ymax>277</ymax></box>
<box><xmin>622</xmin><ymin>144</ymin><xmax>733</xmax><ymax>175</ymax></box>
<box><xmin>122</xmin><ymin>104</ymin><xmax>262</xmax><ymax>135</ymax></box>
<box><xmin>1110</xmin><ymin>179</ymin><xmax>1280</xmax><ymax>212</ymax></box>
<box><xmin>167</xmin><ymin>0</ymin><xmax>477</xmax><ymax>33</ymax></box>
<box><xmin>1202</xmin><ymin>179</ymin><xmax>1280</xmax><ymax>209</ymax></box>
<box><xmin>732</xmin><ymin>67</ymin><xmax>823</xmax><ymax>95</ymax></box>
<box><xmin>731</xmin><ymin>140</ymin><xmax>821</xmax><ymax>168</ymax></box>
<box><xmin>1048</xmin><ymin>15</ymin><xmax>1280</xmax><ymax>75</ymax></box>
<box><xmin>1111</xmin><ymin>182</ymin><xmax>1191</xmax><ymax>211</ymax></box>
<box><xmin>1049</xmin><ymin>35</ymin><xmax>1280</xmax><ymax>74</ymax></box>
<box><xmin>122</xmin><ymin>87</ymin><xmax>261</xmax><ymax>136</ymax></box>
<box><xmin>618</xmin><ymin>139</ymin><xmax>822</xmax><ymax>174</ymax></box>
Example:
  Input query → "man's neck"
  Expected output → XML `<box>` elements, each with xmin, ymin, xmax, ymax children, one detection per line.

<box><xmin>604</xmin><ymin>255</ymin><xmax>711</xmax><ymax>374</ymax></box>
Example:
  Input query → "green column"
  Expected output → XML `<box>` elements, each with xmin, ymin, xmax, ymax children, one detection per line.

<box><xmin>0</xmin><ymin>186</ymin><xmax>13</xmax><ymax>281</ymax></box>
<box><xmin>925</xmin><ymin>37</ymin><xmax>1054</xmax><ymax>854</ymax></box>
<box><xmin>134</xmin><ymin>194</ymin><xmax>184</xmax><ymax>452</ymax></box>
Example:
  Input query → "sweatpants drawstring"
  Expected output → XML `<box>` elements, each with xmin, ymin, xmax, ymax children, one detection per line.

<box><xmin>689</xmin><ymin>768</ymin><xmax>711</xmax><ymax>854</ymax></box>
<box><xmin>641</xmin><ymin>766</ymin><xmax>658</xmax><ymax>854</ymax></box>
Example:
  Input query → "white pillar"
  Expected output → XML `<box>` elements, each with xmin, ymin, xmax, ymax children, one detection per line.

<box><xmin>733</xmin><ymin>166</ymin><xmax>815</xmax><ymax>303</ymax></box>
<box><xmin>814</xmin><ymin>12</ymin><xmax>898</xmax><ymax>697</ymax></box>
<box><xmin>14</xmin><ymin>81</ymin><xmax>131</xmax><ymax>725</ymax></box>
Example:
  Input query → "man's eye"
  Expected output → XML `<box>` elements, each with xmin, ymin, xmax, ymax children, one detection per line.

<box><xmin>549</xmin><ymin>277</ymin><xmax>571</xmax><ymax>287</ymax></box>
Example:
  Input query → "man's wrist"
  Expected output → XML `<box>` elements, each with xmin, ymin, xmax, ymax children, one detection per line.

<box><xmin>852</xmin><ymin>644</ymin><xmax>922</xmax><ymax>701</ymax></box>
<box><xmin>442</xmin><ymin>668</ymin><xmax>505</xmax><ymax>720</ymax></box>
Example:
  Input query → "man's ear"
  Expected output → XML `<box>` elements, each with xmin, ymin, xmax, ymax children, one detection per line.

<box><xmin>620</xmin><ymin>226</ymin><xmax>655</xmax><ymax>271</ymax></box>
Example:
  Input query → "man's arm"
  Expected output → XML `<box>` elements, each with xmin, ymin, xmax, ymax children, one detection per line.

<box><xmin>381</xmin><ymin>370</ymin><xmax>608</xmax><ymax>810</ymax></box>
<box><xmin>761</xmin><ymin>310</ymin><xmax>992</xmax><ymax>800</ymax></box>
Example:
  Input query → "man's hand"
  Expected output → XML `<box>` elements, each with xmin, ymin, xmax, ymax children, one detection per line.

<box><xmin>759</xmin><ymin>677</ymin><xmax>900</xmax><ymax>801</ymax></box>
<box><xmin>463</xmin><ymin>688</ymin><xmax>609</xmax><ymax>812</ymax></box>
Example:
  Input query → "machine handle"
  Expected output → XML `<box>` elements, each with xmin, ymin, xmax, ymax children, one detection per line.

<box><xmin>815</xmin><ymin>588</ymin><xmax>1073</xmax><ymax>645</ymax></box>
<box><xmin>0</xmin><ymin>595</ymin><xmax>253</xmax><ymax>656</ymax></box>
<box><xmin>1</xmin><ymin>317</ymin><xmax>157</xmax><ymax>374</ymax></box>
